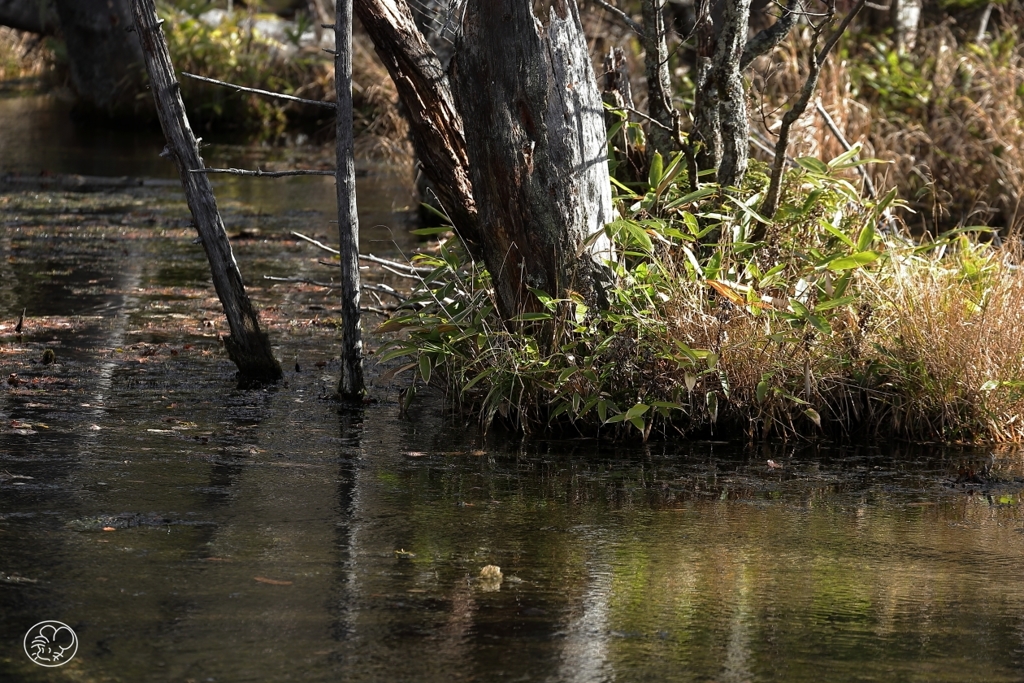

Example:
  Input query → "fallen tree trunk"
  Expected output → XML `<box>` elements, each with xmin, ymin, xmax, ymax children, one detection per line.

<box><xmin>130</xmin><ymin>0</ymin><xmax>282</xmax><ymax>386</ymax></box>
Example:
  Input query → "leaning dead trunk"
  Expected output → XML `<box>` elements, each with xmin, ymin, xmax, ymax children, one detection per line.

<box><xmin>450</xmin><ymin>0</ymin><xmax>614</xmax><ymax>318</ymax></box>
<box><xmin>130</xmin><ymin>0</ymin><xmax>282</xmax><ymax>385</ymax></box>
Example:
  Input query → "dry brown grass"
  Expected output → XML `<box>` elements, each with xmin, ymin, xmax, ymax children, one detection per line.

<box><xmin>750</xmin><ymin>25</ymin><xmax>1024</xmax><ymax>231</ymax></box>
<box><xmin>348</xmin><ymin>30</ymin><xmax>410</xmax><ymax>163</ymax></box>
<box><xmin>0</xmin><ymin>26</ymin><xmax>55</xmax><ymax>83</ymax></box>
<box><xmin>607</xmin><ymin>235</ymin><xmax>1024</xmax><ymax>443</ymax></box>
<box><xmin>861</xmin><ymin>243</ymin><xmax>1024</xmax><ymax>441</ymax></box>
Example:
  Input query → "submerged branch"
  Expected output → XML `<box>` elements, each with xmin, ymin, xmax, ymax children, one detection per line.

<box><xmin>180</xmin><ymin>72</ymin><xmax>337</xmax><ymax>109</ymax></box>
<box><xmin>263</xmin><ymin>275</ymin><xmax>407</xmax><ymax>301</ymax></box>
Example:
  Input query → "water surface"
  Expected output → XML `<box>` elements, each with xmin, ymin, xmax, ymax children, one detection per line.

<box><xmin>3</xmin><ymin>95</ymin><xmax>1024</xmax><ymax>683</ymax></box>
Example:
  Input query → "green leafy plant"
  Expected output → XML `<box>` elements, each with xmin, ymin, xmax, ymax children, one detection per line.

<box><xmin>377</xmin><ymin>139</ymin><xmax>1024</xmax><ymax>443</ymax></box>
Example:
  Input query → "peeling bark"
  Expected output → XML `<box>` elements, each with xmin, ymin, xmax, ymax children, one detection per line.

<box><xmin>130</xmin><ymin>0</ymin><xmax>282</xmax><ymax>385</ymax></box>
<box><xmin>354</xmin><ymin>0</ymin><xmax>482</xmax><ymax>259</ymax></box>
<box><xmin>450</xmin><ymin>0</ymin><xmax>613</xmax><ymax>318</ymax></box>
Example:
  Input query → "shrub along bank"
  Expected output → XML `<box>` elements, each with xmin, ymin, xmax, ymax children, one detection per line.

<box><xmin>377</xmin><ymin>146</ymin><xmax>1024</xmax><ymax>444</ymax></box>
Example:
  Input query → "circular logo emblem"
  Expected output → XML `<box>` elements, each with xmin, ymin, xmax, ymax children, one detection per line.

<box><xmin>23</xmin><ymin>620</ymin><xmax>78</xmax><ymax>667</ymax></box>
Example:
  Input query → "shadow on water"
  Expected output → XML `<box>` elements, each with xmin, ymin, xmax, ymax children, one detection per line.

<box><xmin>4</xmin><ymin>95</ymin><xmax>1024</xmax><ymax>683</ymax></box>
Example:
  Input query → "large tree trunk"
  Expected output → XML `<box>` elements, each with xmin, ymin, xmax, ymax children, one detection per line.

<box><xmin>53</xmin><ymin>0</ymin><xmax>146</xmax><ymax>115</ymax></box>
<box><xmin>449</xmin><ymin>0</ymin><xmax>613</xmax><ymax>318</ymax></box>
<box><xmin>0</xmin><ymin>0</ymin><xmax>58</xmax><ymax>34</ymax></box>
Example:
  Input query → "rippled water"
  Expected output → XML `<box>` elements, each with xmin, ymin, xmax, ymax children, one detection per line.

<box><xmin>3</xmin><ymin>95</ymin><xmax>1024</xmax><ymax>683</ymax></box>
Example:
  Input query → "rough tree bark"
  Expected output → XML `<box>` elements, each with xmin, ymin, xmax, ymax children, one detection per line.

<box><xmin>334</xmin><ymin>0</ymin><xmax>365</xmax><ymax>399</ymax></box>
<box><xmin>130</xmin><ymin>0</ymin><xmax>283</xmax><ymax>385</ymax></box>
<box><xmin>641</xmin><ymin>0</ymin><xmax>677</xmax><ymax>158</ymax></box>
<box><xmin>354</xmin><ymin>0</ymin><xmax>482</xmax><ymax>260</ymax></box>
<box><xmin>54</xmin><ymin>0</ymin><xmax>147</xmax><ymax>115</ymax></box>
<box><xmin>691</xmin><ymin>0</ymin><xmax>804</xmax><ymax>189</ymax></box>
<box><xmin>449</xmin><ymin>0</ymin><xmax>614</xmax><ymax>318</ymax></box>
<box><xmin>691</xmin><ymin>0</ymin><xmax>721</xmax><ymax>174</ymax></box>
<box><xmin>713</xmin><ymin>0</ymin><xmax>750</xmax><ymax>189</ymax></box>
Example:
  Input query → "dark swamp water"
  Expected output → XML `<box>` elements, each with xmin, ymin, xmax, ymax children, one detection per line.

<box><xmin>4</xmin><ymin>95</ymin><xmax>1024</xmax><ymax>683</ymax></box>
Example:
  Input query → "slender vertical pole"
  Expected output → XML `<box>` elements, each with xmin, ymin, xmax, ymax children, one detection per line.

<box><xmin>335</xmin><ymin>0</ymin><xmax>364</xmax><ymax>399</ymax></box>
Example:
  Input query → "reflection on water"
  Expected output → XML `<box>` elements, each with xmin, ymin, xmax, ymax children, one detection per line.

<box><xmin>0</xmin><ymin>94</ymin><xmax>419</xmax><ymax>254</ymax></box>
<box><xmin>3</xmin><ymin>366</ymin><xmax>1024</xmax><ymax>683</ymax></box>
<box><xmin>4</xmin><ymin>95</ymin><xmax>1024</xmax><ymax>683</ymax></box>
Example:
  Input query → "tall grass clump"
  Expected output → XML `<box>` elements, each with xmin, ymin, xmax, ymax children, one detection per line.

<box><xmin>751</xmin><ymin>24</ymin><xmax>1024</xmax><ymax>230</ymax></box>
<box><xmin>376</xmin><ymin>144</ymin><xmax>1024</xmax><ymax>444</ymax></box>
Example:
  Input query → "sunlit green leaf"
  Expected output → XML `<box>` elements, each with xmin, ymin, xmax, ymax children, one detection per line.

<box><xmin>827</xmin><ymin>251</ymin><xmax>880</xmax><ymax>271</ymax></box>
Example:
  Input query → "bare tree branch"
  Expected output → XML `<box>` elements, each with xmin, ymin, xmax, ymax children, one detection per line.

<box><xmin>191</xmin><ymin>167</ymin><xmax>336</xmax><ymax>177</ymax></box>
<box><xmin>759</xmin><ymin>0</ymin><xmax>867</xmax><ymax>220</ymax></box>
<box><xmin>592</xmin><ymin>0</ymin><xmax>644</xmax><ymax>37</ymax></box>
<box><xmin>264</xmin><ymin>275</ymin><xmax>407</xmax><ymax>301</ymax></box>
<box><xmin>740</xmin><ymin>0</ymin><xmax>803</xmax><ymax>70</ymax></box>
<box><xmin>180</xmin><ymin>71</ymin><xmax>337</xmax><ymax>109</ymax></box>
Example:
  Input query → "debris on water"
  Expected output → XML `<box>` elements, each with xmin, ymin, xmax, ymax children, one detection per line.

<box><xmin>65</xmin><ymin>513</ymin><xmax>216</xmax><ymax>531</ymax></box>
<box><xmin>254</xmin><ymin>576</ymin><xmax>293</xmax><ymax>586</ymax></box>
<box><xmin>479</xmin><ymin>565</ymin><xmax>503</xmax><ymax>592</ymax></box>
<box><xmin>0</xmin><ymin>574</ymin><xmax>38</xmax><ymax>585</ymax></box>
<box><xmin>394</xmin><ymin>549</ymin><xmax>416</xmax><ymax>560</ymax></box>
